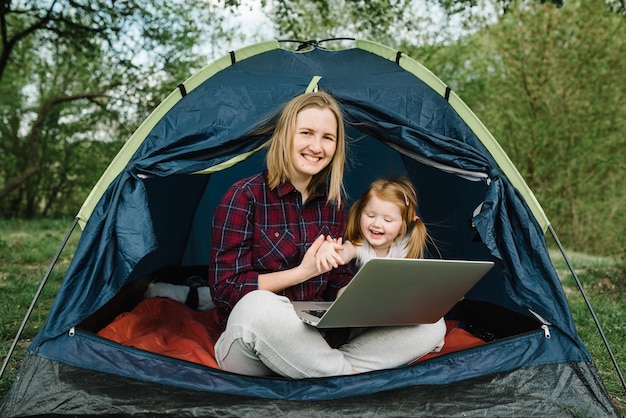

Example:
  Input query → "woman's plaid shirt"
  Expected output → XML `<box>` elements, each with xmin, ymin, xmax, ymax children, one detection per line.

<box><xmin>209</xmin><ymin>171</ymin><xmax>352</xmax><ymax>329</ymax></box>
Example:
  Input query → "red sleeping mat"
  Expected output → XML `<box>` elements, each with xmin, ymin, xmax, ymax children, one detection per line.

<box><xmin>97</xmin><ymin>297</ymin><xmax>222</xmax><ymax>368</ymax></box>
<box><xmin>97</xmin><ymin>297</ymin><xmax>485</xmax><ymax>370</ymax></box>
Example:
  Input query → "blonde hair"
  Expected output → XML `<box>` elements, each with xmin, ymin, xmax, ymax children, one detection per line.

<box><xmin>266</xmin><ymin>91</ymin><xmax>346</xmax><ymax>206</ymax></box>
<box><xmin>345</xmin><ymin>177</ymin><xmax>429</xmax><ymax>259</ymax></box>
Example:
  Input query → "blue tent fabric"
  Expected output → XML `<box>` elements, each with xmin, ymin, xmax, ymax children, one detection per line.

<box><xmin>3</xmin><ymin>41</ymin><xmax>618</xmax><ymax>416</ymax></box>
<box><xmin>475</xmin><ymin>179</ymin><xmax>581</xmax><ymax>336</ymax></box>
<box><xmin>36</xmin><ymin>322</ymin><xmax>583</xmax><ymax>400</ymax></box>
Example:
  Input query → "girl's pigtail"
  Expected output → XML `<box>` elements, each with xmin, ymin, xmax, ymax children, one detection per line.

<box><xmin>405</xmin><ymin>215</ymin><xmax>428</xmax><ymax>259</ymax></box>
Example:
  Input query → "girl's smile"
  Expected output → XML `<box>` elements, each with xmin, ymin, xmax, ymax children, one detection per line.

<box><xmin>359</xmin><ymin>195</ymin><xmax>403</xmax><ymax>257</ymax></box>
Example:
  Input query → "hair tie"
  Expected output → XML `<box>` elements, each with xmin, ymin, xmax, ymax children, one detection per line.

<box><xmin>413</xmin><ymin>215</ymin><xmax>420</xmax><ymax>222</ymax></box>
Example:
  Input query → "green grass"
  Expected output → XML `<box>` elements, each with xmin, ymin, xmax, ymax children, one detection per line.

<box><xmin>0</xmin><ymin>219</ymin><xmax>625</xmax><ymax>414</ymax></box>
<box><xmin>0</xmin><ymin>218</ymin><xmax>80</xmax><ymax>400</ymax></box>
<box><xmin>550</xmin><ymin>249</ymin><xmax>626</xmax><ymax>412</ymax></box>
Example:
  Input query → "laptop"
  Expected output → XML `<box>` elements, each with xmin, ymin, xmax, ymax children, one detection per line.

<box><xmin>292</xmin><ymin>258</ymin><xmax>494</xmax><ymax>328</ymax></box>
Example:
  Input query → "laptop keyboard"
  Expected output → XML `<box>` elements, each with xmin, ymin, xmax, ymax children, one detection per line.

<box><xmin>304</xmin><ymin>309</ymin><xmax>327</xmax><ymax>318</ymax></box>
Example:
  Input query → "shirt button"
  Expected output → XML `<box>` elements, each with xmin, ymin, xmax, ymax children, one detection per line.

<box><xmin>275</xmin><ymin>232</ymin><xmax>280</xmax><ymax>237</ymax></box>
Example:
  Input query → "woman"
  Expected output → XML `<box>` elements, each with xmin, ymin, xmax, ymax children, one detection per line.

<box><xmin>209</xmin><ymin>92</ymin><xmax>444</xmax><ymax>378</ymax></box>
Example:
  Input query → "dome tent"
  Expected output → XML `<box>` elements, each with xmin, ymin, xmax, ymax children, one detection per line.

<box><xmin>0</xmin><ymin>39</ymin><xmax>620</xmax><ymax>416</ymax></box>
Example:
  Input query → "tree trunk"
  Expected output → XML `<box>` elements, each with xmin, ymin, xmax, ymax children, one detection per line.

<box><xmin>0</xmin><ymin>166</ymin><xmax>40</xmax><ymax>200</ymax></box>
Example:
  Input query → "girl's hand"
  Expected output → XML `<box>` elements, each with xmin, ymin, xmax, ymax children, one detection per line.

<box><xmin>315</xmin><ymin>236</ymin><xmax>345</xmax><ymax>272</ymax></box>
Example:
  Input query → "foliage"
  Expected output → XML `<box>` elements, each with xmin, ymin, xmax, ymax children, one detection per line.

<box><xmin>257</xmin><ymin>0</ymin><xmax>451</xmax><ymax>48</ymax></box>
<box><xmin>268</xmin><ymin>0</ymin><xmax>409</xmax><ymax>45</ymax></box>
<box><xmin>407</xmin><ymin>0</ymin><xmax>626</xmax><ymax>257</ymax></box>
<box><xmin>432</xmin><ymin>0</ymin><xmax>564</xmax><ymax>15</ymax></box>
<box><xmin>0</xmin><ymin>0</ymin><xmax>237</xmax><ymax>217</ymax></box>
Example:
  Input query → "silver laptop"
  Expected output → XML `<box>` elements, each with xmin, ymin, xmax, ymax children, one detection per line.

<box><xmin>292</xmin><ymin>258</ymin><xmax>494</xmax><ymax>328</ymax></box>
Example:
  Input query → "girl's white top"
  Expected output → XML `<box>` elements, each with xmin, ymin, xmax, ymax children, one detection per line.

<box><xmin>354</xmin><ymin>235</ymin><xmax>410</xmax><ymax>269</ymax></box>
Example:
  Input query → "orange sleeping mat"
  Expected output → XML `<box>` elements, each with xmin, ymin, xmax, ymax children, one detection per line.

<box><xmin>97</xmin><ymin>297</ymin><xmax>485</xmax><ymax>369</ymax></box>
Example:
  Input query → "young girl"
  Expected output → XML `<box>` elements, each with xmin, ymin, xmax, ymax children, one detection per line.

<box><xmin>316</xmin><ymin>177</ymin><xmax>431</xmax><ymax>271</ymax></box>
<box><xmin>315</xmin><ymin>177</ymin><xmax>446</xmax><ymax>368</ymax></box>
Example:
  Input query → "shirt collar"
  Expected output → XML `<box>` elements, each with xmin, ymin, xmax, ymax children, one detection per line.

<box><xmin>275</xmin><ymin>178</ymin><xmax>329</xmax><ymax>201</ymax></box>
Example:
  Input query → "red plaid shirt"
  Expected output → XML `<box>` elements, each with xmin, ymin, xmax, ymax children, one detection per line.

<box><xmin>209</xmin><ymin>171</ymin><xmax>352</xmax><ymax>329</ymax></box>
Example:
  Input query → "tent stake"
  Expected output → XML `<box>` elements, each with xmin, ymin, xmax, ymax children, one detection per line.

<box><xmin>0</xmin><ymin>217</ymin><xmax>79</xmax><ymax>380</ymax></box>
<box><xmin>549</xmin><ymin>225</ymin><xmax>626</xmax><ymax>392</ymax></box>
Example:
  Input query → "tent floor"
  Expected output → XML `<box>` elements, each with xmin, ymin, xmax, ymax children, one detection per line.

<box><xmin>1</xmin><ymin>354</ymin><xmax>620</xmax><ymax>417</ymax></box>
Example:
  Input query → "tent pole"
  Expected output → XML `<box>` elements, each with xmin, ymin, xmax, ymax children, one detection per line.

<box><xmin>0</xmin><ymin>217</ymin><xmax>79</xmax><ymax>380</ymax></box>
<box><xmin>549</xmin><ymin>225</ymin><xmax>626</xmax><ymax>392</ymax></box>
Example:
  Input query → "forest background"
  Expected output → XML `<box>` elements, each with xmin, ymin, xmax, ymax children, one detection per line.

<box><xmin>0</xmin><ymin>0</ymin><xmax>625</xmax><ymax>407</ymax></box>
<box><xmin>1</xmin><ymin>0</ymin><xmax>624</xmax><ymax>259</ymax></box>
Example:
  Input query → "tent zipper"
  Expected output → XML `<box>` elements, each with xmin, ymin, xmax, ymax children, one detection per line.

<box><xmin>529</xmin><ymin>309</ymin><xmax>552</xmax><ymax>339</ymax></box>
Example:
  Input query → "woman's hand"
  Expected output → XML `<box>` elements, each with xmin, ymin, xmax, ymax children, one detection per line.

<box><xmin>258</xmin><ymin>235</ymin><xmax>346</xmax><ymax>292</ymax></box>
<box><xmin>315</xmin><ymin>236</ymin><xmax>345</xmax><ymax>272</ymax></box>
<box><xmin>258</xmin><ymin>235</ymin><xmax>327</xmax><ymax>292</ymax></box>
<box><xmin>299</xmin><ymin>235</ymin><xmax>332</xmax><ymax>278</ymax></box>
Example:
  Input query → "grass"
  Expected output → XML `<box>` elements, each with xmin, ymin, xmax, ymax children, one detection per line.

<box><xmin>0</xmin><ymin>218</ymin><xmax>625</xmax><ymax>414</ymax></box>
<box><xmin>550</xmin><ymin>249</ymin><xmax>626</xmax><ymax>412</ymax></box>
<box><xmin>0</xmin><ymin>218</ymin><xmax>80</xmax><ymax>400</ymax></box>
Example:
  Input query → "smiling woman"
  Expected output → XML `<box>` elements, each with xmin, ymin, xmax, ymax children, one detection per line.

<box><xmin>265</xmin><ymin>91</ymin><xmax>346</xmax><ymax>206</ymax></box>
<box><xmin>289</xmin><ymin>107</ymin><xmax>338</xmax><ymax>202</ymax></box>
<box><xmin>208</xmin><ymin>91</ymin><xmax>357</xmax><ymax>377</ymax></box>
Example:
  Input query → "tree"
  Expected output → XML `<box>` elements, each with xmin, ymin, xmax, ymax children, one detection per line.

<box><xmin>0</xmin><ymin>0</ymin><xmax>235</xmax><ymax>217</ymax></box>
<box><xmin>415</xmin><ymin>0</ymin><xmax>626</xmax><ymax>256</ymax></box>
<box><xmin>254</xmin><ymin>0</ymin><xmax>449</xmax><ymax>49</ymax></box>
<box><xmin>432</xmin><ymin>0</ymin><xmax>564</xmax><ymax>16</ymax></box>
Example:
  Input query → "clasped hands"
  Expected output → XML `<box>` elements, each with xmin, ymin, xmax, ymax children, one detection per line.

<box><xmin>298</xmin><ymin>235</ymin><xmax>353</xmax><ymax>281</ymax></box>
<box><xmin>314</xmin><ymin>235</ymin><xmax>348</xmax><ymax>273</ymax></box>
